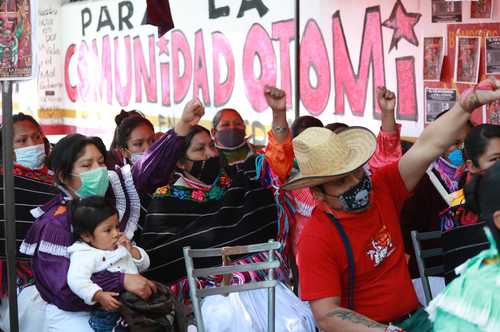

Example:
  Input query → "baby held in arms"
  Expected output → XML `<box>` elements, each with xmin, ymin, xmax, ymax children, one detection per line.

<box><xmin>67</xmin><ymin>196</ymin><xmax>150</xmax><ymax>331</ymax></box>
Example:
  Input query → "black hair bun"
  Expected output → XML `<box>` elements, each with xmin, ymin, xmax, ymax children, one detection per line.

<box><xmin>115</xmin><ymin>110</ymin><xmax>129</xmax><ymax>126</ymax></box>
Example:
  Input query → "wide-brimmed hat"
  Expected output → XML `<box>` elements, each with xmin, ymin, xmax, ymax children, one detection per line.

<box><xmin>282</xmin><ymin>126</ymin><xmax>376</xmax><ymax>190</ymax></box>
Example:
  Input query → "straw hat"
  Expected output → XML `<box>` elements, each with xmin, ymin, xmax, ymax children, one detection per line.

<box><xmin>282</xmin><ymin>126</ymin><xmax>376</xmax><ymax>190</ymax></box>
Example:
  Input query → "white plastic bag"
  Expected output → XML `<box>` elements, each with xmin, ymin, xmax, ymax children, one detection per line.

<box><xmin>201</xmin><ymin>292</ymin><xmax>259</xmax><ymax>332</ymax></box>
<box><xmin>201</xmin><ymin>282</ymin><xmax>316</xmax><ymax>332</ymax></box>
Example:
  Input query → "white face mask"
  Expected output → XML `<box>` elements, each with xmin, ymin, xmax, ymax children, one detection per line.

<box><xmin>15</xmin><ymin>144</ymin><xmax>45</xmax><ymax>170</ymax></box>
<box><xmin>130</xmin><ymin>152</ymin><xmax>144</xmax><ymax>165</ymax></box>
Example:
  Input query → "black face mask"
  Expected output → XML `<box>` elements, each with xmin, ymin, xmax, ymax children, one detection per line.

<box><xmin>337</xmin><ymin>172</ymin><xmax>372</xmax><ymax>211</ymax></box>
<box><xmin>189</xmin><ymin>157</ymin><xmax>222</xmax><ymax>185</ymax></box>
<box><xmin>215</xmin><ymin>128</ymin><xmax>246</xmax><ymax>150</ymax></box>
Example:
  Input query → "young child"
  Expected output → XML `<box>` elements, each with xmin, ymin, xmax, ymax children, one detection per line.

<box><xmin>67</xmin><ymin>196</ymin><xmax>150</xmax><ymax>332</ymax></box>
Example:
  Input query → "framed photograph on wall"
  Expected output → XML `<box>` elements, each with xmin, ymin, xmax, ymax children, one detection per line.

<box><xmin>486</xmin><ymin>36</ymin><xmax>500</xmax><ymax>74</ymax></box>
<box><xmin>423</xmin><ymin>37</ymin><xmax>444</xmax><ymax>81</ymax></box>
<box><xmin>0</xmin><ymin>0</ymin><xmax>35</xmax><ymax>80</ymax></box>
<box><xmin>425</xmin><ymin>88</ymin><xmax>457</xmax><ymax>124</ymax></box>
<box><xmin>455</xmin><ymin>36</ymin><xmax>480</xmax><ymax>84</ymax></box>
<box><xmin>432</xmin><ymin>0</ymin><xmax>462</xmax><ymax>23</ymax></box>
<box><xmin>471</xmin><ymin>0</ymin><xmax>493</xmax><ymax>19</ymax></box>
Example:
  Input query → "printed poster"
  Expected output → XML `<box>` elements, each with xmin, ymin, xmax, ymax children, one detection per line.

<box><xmin>0</xmin><ymin>0</ymin><xmax>34</xmax><ymax>80</ymax></box>
<box><xmin>455</xmin><ymin>36</ymin><xmax>480</xmax><ymax>84</ymax></box>
<box><xmin>425</xmin><ymin>88</ymin><xmax>457</xmax><ymax>123</ymax></box>
<box><xmin>471</xmin><ymin>0</ymin><xmax>493</xmax><ymax>19</ymax></box>
<box><xmin>432</xmin><ymin>0</ymin><xmax>462</xmax><ymax>23</ymax></box>
<box><xmin>488</xmin><ymin>100</ymin><xmax>500</xmax><ymax>125</ymax></box>
<box><xmin>486</xmin><ymin>36</ymin><xmax>500</xmax><ymax>74</ymax></box>
<box><xmin>423</xmin><ymin>37</ymin><xmax>444</xmax><ymax>81</ymax></box>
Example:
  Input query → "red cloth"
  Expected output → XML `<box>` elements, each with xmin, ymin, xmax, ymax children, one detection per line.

<box><xmin>2</xmin><ymin>164</ymin><xmax>54</xmax><ymax>184</ymax></box>
<box><xmin>297</xmin><ymin>162</ymin><xmax>419</xmax><ymax>323</ymax></box>
<box><xmin>368</xmin><ymin>124</ymin><xmax>403</xmax><ymax>171</ymax></box>
<box><xmin>145</xmin><ymin>0</ymin><xmax>174</xmax><ymax>36</ymax></box>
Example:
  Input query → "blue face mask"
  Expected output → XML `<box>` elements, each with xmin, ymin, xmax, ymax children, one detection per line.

<box><xmin>447</xmin><ymin>148</ymin><xmax>464</xmax><ymax>167</ymax></box>
<box><xmin>73</xmin><ymin>167</ymin><xmax>109</xmax><ymax>198</ymax></box>
<box><xmin>15</xmin><ymin>144</ymin><xmax>45</xmax><ymax>169</ymax></box>
<box><xmin>130</xmin><ymin>152</ymin><xmax>143</xmax><ymax>165</ymax></box>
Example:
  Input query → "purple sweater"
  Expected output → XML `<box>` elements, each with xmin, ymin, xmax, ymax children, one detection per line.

<box><xmin>20</xmin><ymin>130</ymin><xmax>184</xmax><ymax>311</ymax></box>
<box><xmin>132</xmin><ymin>129</ymin><xmax>185</xmax><ymax>195</ymax></box>
<box><xmin>22</xmin><ymin>195</ymin><xmax>125</xmax><ymax>311</ymax></box>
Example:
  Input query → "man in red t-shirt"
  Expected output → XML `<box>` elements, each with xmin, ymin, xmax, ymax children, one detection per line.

<box><xmin>283</xmin><ymin>78</ymin><xmax>500</xmax><ymax>332</ymax></box>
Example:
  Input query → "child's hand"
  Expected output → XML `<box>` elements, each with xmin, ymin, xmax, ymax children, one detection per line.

<box><xmin>117</xmin><ymin>233</ymin><xmax>133</xmax><ymax>252</ymax></box>
<box><xmin>117</xmin><ymin>233</ymin><xmax>141</xmax><ymax>259</ymax></box>
<box><xmin>93</xmin><ymin>291</ymin><xmax>121</xmax><ymax>311</ymax></box>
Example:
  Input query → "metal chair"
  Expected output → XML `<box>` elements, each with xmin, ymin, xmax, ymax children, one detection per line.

<box><xmin>442</xmin><ymin>223</ymin><xmax>489</xmax><ymax>284</ymax></box>
<box><xmin>411</xmin><ymin>230</ymin><xmax>444</xmax><ymax>305</ymax></box>
<box><xmin>183</xmin><ymin>240</ymin><xmax>281</xmax><ymax>332</ymax></box>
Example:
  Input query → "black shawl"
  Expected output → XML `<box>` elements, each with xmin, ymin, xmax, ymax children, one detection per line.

<box><xmin>139</xmin><ymin>155</ymin><xmax>278</xmax><ymax>284</ymax></box>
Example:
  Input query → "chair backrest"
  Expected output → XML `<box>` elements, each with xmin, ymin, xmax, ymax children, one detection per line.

<box><xmin>442</xmin><ymin>222</ymin><xmax>489</xmax><ymax>283</ymax></box>
<box><xmin>183</xmin><ymin>240</ymin><xmax>281</xmax><ymax>332</ymax></box>
<box><xmin>411</xmin><ymin>230</ymin><xmax>444</xmax><ymax>306</ymax></box>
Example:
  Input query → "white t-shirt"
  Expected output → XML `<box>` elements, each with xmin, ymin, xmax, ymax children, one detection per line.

<box><xmin>67</xmin><ymin>241</ymin><xmax>150</xmax><ymax>305</ymax></box>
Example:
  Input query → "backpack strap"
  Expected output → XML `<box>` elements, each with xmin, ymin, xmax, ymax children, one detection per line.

<box><xmin>326</xmin><ymin>213</ymin><xmax>355</xmax><ymax>309</ymax></box>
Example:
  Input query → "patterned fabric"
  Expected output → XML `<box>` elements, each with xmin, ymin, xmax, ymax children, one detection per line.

<box><xmin>1</xmin><ymin>164</ymin><xmax>54</xmax><ymax>184</ymax></box>
<box><xmin>427</xmin><ymin>227</ymin><xmax>500</xmax><ymax>332</ymax></box>
<box><xmin>439</xmin><ymin>189</ymin><xmax>479</xmax><ymax>232</ymax></box>
<box><xmin>140</xmin><ymin>131</ymin><xmax>294</xmax><ymax>301</ymax></box>
<box><xmin>140</xmin><ymin>154</ymin><xmax>280</xmax><ymax>285</ymax></box>
<box><xmin>432</xmin><ymin>157</ymin><xmax>465</xmax><ymax>193</ymax></box>
<box><xmin>154</xmin><ymin>173</ymin><xmax>230</xmax><ymax>203</ymax></box>
<box><xmin>0</xmin><ymin>165</ymin><xmax>58</xmax><ymax>297</ymax></box>
<box><xmin>169</xmin><ymin>251</ymin><xmax>289</xmax><ymax>304</ymax></box>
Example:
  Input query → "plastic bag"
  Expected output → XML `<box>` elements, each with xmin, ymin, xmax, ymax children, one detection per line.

<box><xmin>201</xmin><ymin>282</ymin><xmax>316</xmax><ymax>332</ymax></box>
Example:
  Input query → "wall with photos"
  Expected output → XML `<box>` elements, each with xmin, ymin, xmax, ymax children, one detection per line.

<box><xmin>9</xmin><ymin>0</ymin><xmax>500</xmax><ymax>144</ymax></box>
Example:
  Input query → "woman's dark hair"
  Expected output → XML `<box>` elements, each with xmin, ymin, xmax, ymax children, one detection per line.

<box><xmin>115</xmin><ymin>116</ymin><xmax>154</xmax><ymax>149</ymax></box>
<box><xmin>464</xmin><ymin>160</ymin><xmax>500</xmax><ymax>250</ymax></box>
<box><xmin>212</xmin><ymin>108</ymin><xmax>244</xmax><ymax>129</ymax></box>
<box><xmin>179</xmin><ymin>125</ymin><xmax>211</xmax><ymax>160</ymax></box>
<box><xmin>291</xmin><ymin>116</ymin><xmax>323</xmax><ymax>138</ymax></box>
<box><xmin>464</xmin><ymin>124</ymin><xmax>500</xmax><ymax>167</ymax></box>
<box><xmin>71</xmin><ymin>196</ymin><xmax>118</xmax><ymax>241</ymax></box>
<box><xmin>325</xmin><ymin>122</ymin><xmax>349</xmax><ymax>134</ymax></box>
<box><xmin>0</xmin><ymin>113</ymin><xmax>42</xmax><ymax>147</ymax></box>
<box><xmin>48</xmin><ymin>134</ymin><xmax>107</xmax><ymax>184</ymax></box>
<box><xmin>110</xmin><ymin>110</ymin><xmax>146</xmax><ymax>149</ymax></box>
<box><xmin>13</xmin><ymin>113</ymin><xmax>41</xmax><ymax>131</ymax></box>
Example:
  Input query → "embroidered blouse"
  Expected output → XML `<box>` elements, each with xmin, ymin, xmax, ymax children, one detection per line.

<box><xmin>139</xmin><ymin>130</ymin><xmax>294</xmax><ymax>302</ymax></box>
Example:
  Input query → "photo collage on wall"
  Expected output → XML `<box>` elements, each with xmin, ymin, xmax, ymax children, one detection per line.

<box><xmin>426</xmin><ymin>1</ymin><xmax>500</xmax><ymax>124</ymax></box>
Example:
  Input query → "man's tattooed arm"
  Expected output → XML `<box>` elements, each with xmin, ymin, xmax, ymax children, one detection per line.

<box><xmin>311</xmin><ymin>297</ymin><xmax>388</xmax><ymax>332</ymax></box>
<box><xmin>326</xmin><ymin>308</ymin><xmax>387</xmax><ymax>330</ymax></box>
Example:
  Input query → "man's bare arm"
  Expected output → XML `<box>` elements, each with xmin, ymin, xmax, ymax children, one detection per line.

<box><xmin>311</xmin><ymin>297</ymin><xmax>387</xmax><ymax>332</ymax></box>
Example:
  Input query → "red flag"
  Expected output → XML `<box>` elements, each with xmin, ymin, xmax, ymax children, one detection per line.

<box><xmin>144</xmin><ymin>0</ymin><xmax>174</xmax><ymax>36</ymax></box>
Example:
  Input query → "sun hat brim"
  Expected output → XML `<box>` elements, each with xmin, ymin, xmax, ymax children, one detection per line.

<box><xmin>282</xmin><ymin>127</ymin><xmax>376</xmax><ymax>190</ymax></box>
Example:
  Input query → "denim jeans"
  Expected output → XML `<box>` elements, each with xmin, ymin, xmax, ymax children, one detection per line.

<box><xmin>88</xmin><ymin>309</ymin><xmax>126</xmax><ymax>332</ymax></box>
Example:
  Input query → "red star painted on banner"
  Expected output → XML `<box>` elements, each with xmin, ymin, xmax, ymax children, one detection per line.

<box><xmin>157</xmin><ymin>36</ymin><xmax>169</xmax><ymax>55</ymax></box>
<box><xmin>382</xmin><ymin>0</ymin><xmax>421</xmax><ymax>52</ymax></box>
